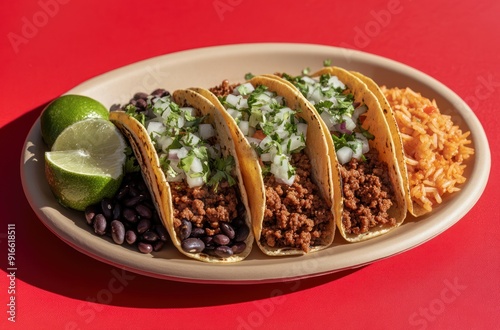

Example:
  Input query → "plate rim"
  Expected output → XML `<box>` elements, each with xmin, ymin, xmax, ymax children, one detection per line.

<box><xmin>20</xmin><ymin>43</ymin><xmax>491</xmax><ymax>284</ymax></box>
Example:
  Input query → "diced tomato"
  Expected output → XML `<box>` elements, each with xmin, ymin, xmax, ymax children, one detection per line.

<box><xmin>423</xmin><ymin>106</ymin><xmax>436</xmax><ymax>114</ymax></box>
<box><xmin>253</xmin><ymin>129</ymin><xmax>266</xmax><ymax>140</ymax></box>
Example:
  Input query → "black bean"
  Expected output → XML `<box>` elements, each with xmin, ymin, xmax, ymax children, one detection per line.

<box><xmin>231</xmin><ymin>242</ymin><xmax>247</xmax><ymax>254</ymax></box>
<box><xmin>220</xmin><ymin>222</ymin><xmax>235</xmax><ymax>240</ymax></box>
<box><xmin>142</xmin><ymin>230</ymin><xmax>159</xmax><ymax>242</ymax></box>
<box><xmin>125</xmin><ymin>230</ymin><xmax>137</xmax><ymax>245</ymax></box>
<box><xmin>202</xmin><ymin>246</ymin><xmax>218</xmax><ymax>257</ymax></box>
<box><xmin>112</xmin><ymin>203</ymin><xmax>121</xmax><ymax>220</ymax></box>
<box><xmin>234</xmin><ymin>225</ymin><xmax>250</xmax><ymax>242</ymax></box>
<box><xmin>84</xmin><ymin>204</ymin><xmax>99</xmax><ymax>225</ymax></box>
<box><xmin>93</xmin><ymin>214</ymin><xmax>107</xmax><ymax>235</ymax></box>
<box><xmin>155</xmin><ymin>225</ymin><xmax>168</xmax><ymax>242</ymax></box>
<box><xmin>232</xmin><ymin>214</ymin><xmax>246</xmax><ymax>228</ymax></box>
<box><xmin>190</xmin><ymin>227</ymin><xmax>205</xmax><ymax>238</ymax></box>
<box><xmin>111</xmin><ymin>220</ymin><xmax>125</xmax><ymax>245</ymax></box>
<box><xmin>181</xmin><ymin>238</ymin><xmax>205</xmax><ymax>253</ymax></box>
<box><xmin>215</xmin><ymin>245</ymin><xmax>233</xmax><ymax>258</ymax></box>
<box><xmin>128</xmin><ymin>186</ymin><xmax>140</xmax><ymax>197</ymax></box>
<box><xmin>201</xmin><ymin>236</ymin><xmax>213</xmax><ymax>246</ymax></box>
<box><xmin>213</xmin><ymin>234</ymin><xmax>230</xmax><ymax>246</ymax></box>
<box><xmin>153</xmin><ymin>241</ymin><xmax>164</xmax><ymax>252</ymax></box>
<box><xmin>135</xmin><ymin>203</ymin><xmax>152</xmax><ymax>218</ymax></box>
<box><xmin>179</xmin><ymin>219</ymin><xmax>192</xmax><ymax>240</ymax></box>
<box><xmin>133</xmin><ymin>92</ymin><xmax>148</xmax><ymax>100</ymax></box>
<box><xmin>135</xmin><ymin>98</ymin><xmax>147</xmax><ymax>109</ymax></box>
<box><xmin>101</xmin><ymin>198</ymin><xmax>114</xmax><ymax>219</ymax></box>
<box><xmin>123</xmin><ymin>195</ymin><xmax>143</xmax><ymax>207</ymax></box>
<box><xmin>122</xmin><ymin>208</ymin><xmax>138</xmax><ymax>223</ymax></box>
<box><xmin>137</xmin><ymin>219</ymin><xmax>151</xmax><ymax>234</ymax></box>
<box><xmin>116</xmin><ymin>185</ymin><xmax>129</xmax><ymax>200</ymax></box>
<box><xmin>151</xmin><ymin>88</ymin><xmax>168</xmax><ymax>97</ymax></box>
<box><xmin>138</xmin><ymin>242</ymin><xmax>153</xmax><ymax>254</ymax></box>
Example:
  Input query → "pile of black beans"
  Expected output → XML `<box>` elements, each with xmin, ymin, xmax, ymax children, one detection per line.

<box><xmin>178</xmin><ymin>203</ymin><xmax>251</xmax><ymax>259</ymax></box>
<box><xmin>84</xmin><ymin>172</ymin><xmax>168</xmax><ymax>253</ymax></box>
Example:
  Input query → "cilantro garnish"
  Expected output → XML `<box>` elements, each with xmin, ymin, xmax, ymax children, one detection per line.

<box><xmin>208</xmin><ymin>155</ymin><xmax>237</xmax><ymax>192</ymax></box>
<box><xmin>124</xmin><ymin>146</ymin><xmax>141</xmax><ymax>173</ymax></box>
<box><xmin>244</xmin><ymin>72</ymin><xmax>254</xmax><ymax>80</ymax></box>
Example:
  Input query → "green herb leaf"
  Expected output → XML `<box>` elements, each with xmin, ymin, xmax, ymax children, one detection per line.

<box><xmin>208</xmin><ymin>155</ymin><xmax>236</xmax><ymax>192</ymax></box>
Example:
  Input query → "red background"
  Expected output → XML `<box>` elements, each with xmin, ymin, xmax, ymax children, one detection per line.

<box><xmin>1</xmin><ymin>0</ymin><xmax>499</xmax><ymax>329</ymax></box>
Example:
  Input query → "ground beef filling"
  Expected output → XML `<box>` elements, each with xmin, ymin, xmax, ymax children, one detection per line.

<box><xmin>170</xmin><ymin>180</ymin><xmax>239</xmax><ymax>237</ymax></box>
<box><xmin>261</xmin><ymin>152</ymin><xmax>332</xmax><ymax>253</ymax></box>
<box><xmin>341</xmin><ymin>150</ymin><xmax>396</xmax><ymax>235</ymax></box>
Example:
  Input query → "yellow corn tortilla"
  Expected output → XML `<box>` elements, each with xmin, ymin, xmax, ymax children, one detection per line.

<box><xmin>110</xmin><ymin>89</ymin><xmax>254</xmax><ymax>262</ymax></box>
<box><xmin>268</xmin><ymin>67</ymin><xmax>407</xmax><ymax>242</ymax></box>
<box><xmin>193</xmin><ymin>75</ymin><xmax>337</xmax><ymax>256</ymax></box>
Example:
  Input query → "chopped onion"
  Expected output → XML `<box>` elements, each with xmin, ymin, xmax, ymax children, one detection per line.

<box><xmin>328</xmin><ymin>76</ymin><xmax>346</xmax><ymax>89</ymax></box>
<box><xmin>226</xmin><ymin>94</ymin><xmax>240</xmax><ymax>107</ymax></box>
<box><xmin>226</xmin><ymin>108</ymin><xmax>242</xmax><ymax>120</ymax></box>
<box><xmin>246</xmin><ymin>137</ymin><xmax>262</xmax><ymax>146</ymax></box>
<box><xmin>320</xmin><ymin>111</ymin><xmax>337</xmax><ymax>130</ymax></box>
<box><xmin>147</xmin><ymin>121</ymin><xmax>165</xmax><ymax>137</ymax></box>
<box><xmin>260</xmin><ymin>152</ymin><xmax>273</xmax><ymax>162</ymax></box>
<box><xmin>176</xmin><ymin>147</ymin><xmax>189</xmax><ymax>159</ymax></box>
<box><xmin>336</xmin><ymin>146</ymin><xmax>353</xmax><ymax>165</ymax></box>
<box><xmin>186</xmin><ymin>175</ymin><xmax>204</xmax><ymax>188</ymax></box>
<box><xmin>355</xmin><ymin>133</ymin><xmax>370</xmax><ymax>153</ymax></box>
<box><xmin>235</xmin><ymin>82</ymin><xmax>255</xmax><ymax>95</ymax></box>
<box><xmin>297</xmin><ymin>122</ymin><xmax>308</xmax><ymax>137</ymax></box>
<box><xmin>199</xmin><ymin>123</ymin><xmax>215</xmax><ymax>140</ymax></box>
<box><xmin>270</xmin><ymin>155</ymin><xmax>295</xmax><ymax>185</ymax></box>
<box><xmin>301</xmin><ymin>76</ymin><xmax>317</xmax><ymax>85</ymax></box>
<box><xmin>238</xmin><ymin>120</ymin><xmax>250</xmax><ymax>136</ymax></box>
<box><xmin>342</xmin><ymin>115</ymin><xmax>356</xmax><ymax>131</ymax></box>
<box><xmin>282</xmin><ymin>135</ymin><xmax>304</xmax><ymax>153</ymax></box>
<box><xmin>189</xmin><ymin>157</ymin><xmax>203</xmax><ymax>173</ymax></box>
<box><xmin>181</xmin><ymin>107</ymin><xmax>196</xmax><ymax>117</ymax></box>
<box><xmin>348</xmin><ymin>140</ymin><xmax>363</xmax><ymax>159</ymax></box>
<box><xmin>168</xmin><ymin>148</ymin><xmax>180</xmax><ymax>159</ymax></box>
<box><xmin>165</xmin><ymin>159</ymin><xmax>183</xmax><ymax>182</ymax></box>
<box><xmin>182</xmin><ymin>132</ymin><xmax>200</xmax><ymax>147</ymax></box>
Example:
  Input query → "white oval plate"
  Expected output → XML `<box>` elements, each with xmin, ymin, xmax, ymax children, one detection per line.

<box><xmin>21</xmin><ymin>43</ymin><xmax>490</xmax><ymax>284</ymax></box>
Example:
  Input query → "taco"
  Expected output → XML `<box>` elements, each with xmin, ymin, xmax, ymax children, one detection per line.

<box><xmin>275</xmin><ymin>66</ymin><xmax>407</xmax><ymax>242</ymax></box>
<box><xmin>194</xmin><ymin>75</ymin><xmax>338</xmax><ymax>256</ymax></box>
<box><xmin>348</xmin><ymin>71</ymin><xmax>414</xmax><ymax>216</ymax></box>
<box><xmin>109</xmin><ymin>88</ymin><xmax>253</xmax><ymax>263</ymax></box>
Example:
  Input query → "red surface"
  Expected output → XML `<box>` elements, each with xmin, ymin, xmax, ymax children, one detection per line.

<box><xmin>1</xmin><ymin>0</ymin><xmax>499</xmax><ymax>329</ymax></box>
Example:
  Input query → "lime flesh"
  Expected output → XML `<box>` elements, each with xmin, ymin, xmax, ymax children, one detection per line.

<box><xmin>45</xmin><ymin>118</ymin><xmax>126</xmax><ymax>211</ymax></box>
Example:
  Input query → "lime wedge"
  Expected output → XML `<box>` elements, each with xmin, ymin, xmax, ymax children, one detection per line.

<box><xmin>45</xmin><ymin>118</ymin><xmax>126</xmax><ymax>211</ymax></box>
